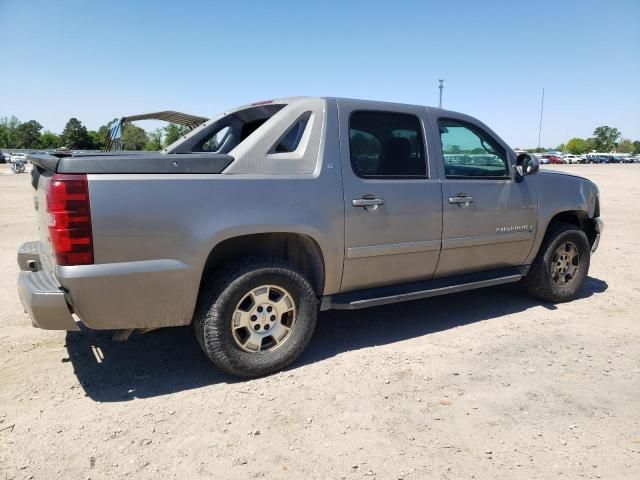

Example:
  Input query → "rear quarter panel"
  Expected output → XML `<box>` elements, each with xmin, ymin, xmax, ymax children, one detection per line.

<box><xmin>57</xmin><ymin>100</ymin><xmax>345</xmax><ymax>329</ymax></box>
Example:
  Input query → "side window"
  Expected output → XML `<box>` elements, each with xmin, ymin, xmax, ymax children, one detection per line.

<box><xmin>439</xmin><ymin>120</ymin><xmax>509</xmax><ymax>178</ymax></box>
<box><xmin>349</xmin><ymin>111</ymin><xmax>426</xmax><ymax>178</ymax></box>
<box><xmin>272</xmin><ymin>112</ymin><xmax>311</xmax><ymax>153</ymax></box>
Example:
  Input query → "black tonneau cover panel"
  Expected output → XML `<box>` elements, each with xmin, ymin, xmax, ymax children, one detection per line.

<box><xmin>28</xmin><ymin>152</ymin><xmax>234</xmax><ymax>174</ymax></box>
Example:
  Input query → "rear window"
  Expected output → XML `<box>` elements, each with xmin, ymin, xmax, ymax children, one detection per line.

<box><xmin>192</xmin><ymin>104</ymin><xmax>285</xmax><ymax>154</ymax></box>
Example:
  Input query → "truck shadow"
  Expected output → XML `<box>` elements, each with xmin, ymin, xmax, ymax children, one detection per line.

<box><xmin>66</xmin><ymin>276</ymin><xmax>607</xmax><ymax>402</ymax></box>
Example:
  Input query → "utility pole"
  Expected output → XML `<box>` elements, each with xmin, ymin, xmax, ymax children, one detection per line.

<box><xmin>537</xmin><ymin>87</ymin><xmax>545</xmax><ymax>150</ymax></box>
<box><xmin>438</xmin><ymin>79</ymin><xmax>445</xmax><ymax>108</ymax></box>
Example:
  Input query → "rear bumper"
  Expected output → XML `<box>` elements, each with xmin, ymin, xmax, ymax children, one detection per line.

<box><xmin>591</xmin><ymin>217</ymin><xmax>604</xmax><ymax>253</ymax></box>
<box><xmin>17</xmin><ymin>241</ymin><xmax>196</xmax><ymax>330</ymax></box>
<box><xmin>17</xmin><ymin>242</ymin><xmax>79</xmax><ymax>331</ymax></box>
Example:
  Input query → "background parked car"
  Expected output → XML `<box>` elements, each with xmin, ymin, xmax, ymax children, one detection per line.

<box><xmin>542</xmin><ymin>154</ymin><xmax>565</xmax><ymax>164</ymax></box>
<box><xmin>9</xmin><ymin>153</ymin><xmax>27</xmax><ymax>164</ymax></box>
<box><xmin>562</xmin><ymin>154</ymin><xmax>585</xmax><ymax>164</ymax></box>
<box><xmin>586</xmin><ymin>154</ymin><xmax>608</xmax><ymax>164</ymax></box>
<box><xmin>0</xmin><ymin>151</ymin><xmax>6</xmax><ymax>163</ymax></box>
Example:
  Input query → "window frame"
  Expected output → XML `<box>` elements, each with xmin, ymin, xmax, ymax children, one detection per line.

<box><xmin>348</xmin><ymin>109</ymin><xmax>429</xmax><ymax>180</ymax></box>
<box><xmin>438</xmin><ymin>118</ymin><xmax>511</xmax><ymax>181</ymax></box>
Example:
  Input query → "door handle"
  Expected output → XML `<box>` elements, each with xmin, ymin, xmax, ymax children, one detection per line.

<box><xmin>352</xmin><ymin>198</ymin><xmax>384</xmax><ymax>207</ymax></box>
<box><xmin>448</xmin><ymin>194</ymin><xmax>474</xmax><ymax>205</ymax></box>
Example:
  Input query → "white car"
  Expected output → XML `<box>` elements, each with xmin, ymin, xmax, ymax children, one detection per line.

<box><xmin>8</xmin><ymin>153</ymin><xmax>27</xmax><ymax>164</ymax></box>
<box><xmin>563</xmin><ymin>154</ymin><xmax>585</xmax><ymax>164</ymax></box>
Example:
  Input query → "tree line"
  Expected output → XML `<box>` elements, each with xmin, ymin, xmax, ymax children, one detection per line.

<box><xmin>0</xmin><ymin>116</ymin><xmax>189</xmax><ymax>151</ymax></box>
<box><xmin>2</xmin><ymin>116</ymin><xmax>639</xmax><ymax>156</ymax></box>
<box><xmin>523</xmin><ymin>126</ymin><xmax>640</xmax><ymax>155</ymax></box>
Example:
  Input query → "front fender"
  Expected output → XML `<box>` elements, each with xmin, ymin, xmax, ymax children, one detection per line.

<box><xmin>524</xmin><ymin>171</ymin><xmax>599</xmax><ymax>264</ymax></box>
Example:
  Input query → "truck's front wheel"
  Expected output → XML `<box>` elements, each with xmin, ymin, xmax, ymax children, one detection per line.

<box><xmin>194</xmin><ymin>257</ymin><xmax>318</xmax><ymax>378</ymax></box>
<box><xmin>523</xmin><ymin>223</ymin><xmax>591</xmax><ymax>303</ymax></box>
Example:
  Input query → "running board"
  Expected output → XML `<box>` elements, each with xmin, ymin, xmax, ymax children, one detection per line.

<box><xmin>321</xmin><ymin>266</ymin><xmax>529</xmax><ymax>311</ymax></box>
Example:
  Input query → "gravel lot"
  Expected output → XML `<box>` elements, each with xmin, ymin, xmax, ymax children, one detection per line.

<box><xmin>1</xmin><ymin>163</ymin><xmax>639</xmax><ymax>479</ymax></box>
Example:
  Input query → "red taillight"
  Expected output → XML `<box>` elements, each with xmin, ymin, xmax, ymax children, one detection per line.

<box><xmin>46</xmin><ymin>174</ymin><xmax>93</xmax><ymax>266</ymax></box>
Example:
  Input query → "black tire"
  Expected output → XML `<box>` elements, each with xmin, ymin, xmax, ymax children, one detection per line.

<box><xmin>194</xmin><ymin>257</ymin><xmax>318</xmax><ymax>378</ymax></box>
<box><xmin>523</xmin><ymin>222</ymin><xmax>590</xmax><ymax>303</ymax></box>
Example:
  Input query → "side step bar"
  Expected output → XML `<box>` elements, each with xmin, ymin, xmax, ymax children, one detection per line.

<box><xmin>321</xmin><ymin>266</ymin><xmax>529</xmax><ymax>311</ymax></box>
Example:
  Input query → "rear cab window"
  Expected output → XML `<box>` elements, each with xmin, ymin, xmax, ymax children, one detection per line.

<box><xmin>189</xmin><ymin>104</ymin><xmax>286</xmax><ymax>154</ymax></box>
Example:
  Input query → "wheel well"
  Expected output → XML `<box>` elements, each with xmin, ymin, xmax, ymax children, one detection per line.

<box><xmin>201</xmin><ymin>233</ymin><xmax>325</xmax><ymax>295</ymax></box>
<box><xmin>547</xmin><ymin>211</ymin><xmax>597</xmax><ymax>246</ymax></box>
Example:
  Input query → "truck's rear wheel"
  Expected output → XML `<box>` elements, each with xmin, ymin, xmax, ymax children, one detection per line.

<box><xmin>523</xmin><ymin>223</ymin><xmax>590</xmax><ymax>302</ymax></box>
<box><xmin>194</xmin><ymin>257</ymin><xmax>318</xmax><ymax>378</ymax></box>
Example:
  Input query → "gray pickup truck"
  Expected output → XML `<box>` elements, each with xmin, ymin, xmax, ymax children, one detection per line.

<box><xmin>18</xmin><ymin>97</ymin><xmax>603</xmax><ymax>377</ymax></box>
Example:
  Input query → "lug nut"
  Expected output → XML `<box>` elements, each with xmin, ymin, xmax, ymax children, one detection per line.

<box><xmin>254</xmin><ymin>325</ymin><xmax>260</xmax><ymax>331</ymax></box>
<box><xmin>264</xmin><ymin>324</ymin><xmax>270</xmax><ymax>330</ymax></box>
<box><xmin>251</xmin><ymin>315</ymin><xmax>257</xmax><ymax>321</ymax></box>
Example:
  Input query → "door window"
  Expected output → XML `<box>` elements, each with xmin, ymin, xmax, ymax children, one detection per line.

<box><xmin>439</xmin><ymin>120</ymin><xmax>509</xmax><ymax>178</ymax></box>
<box><xmin>349</xmin><ymin>111</ymin><xmax>426</xmax><ymax>178</ymax></box>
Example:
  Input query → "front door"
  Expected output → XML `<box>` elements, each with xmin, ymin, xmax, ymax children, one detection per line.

<box><xmin>433</xmin><ymin>117</ymin><xmax>537</xmax><ymax>277</ymax></box>
<box><xmin>338</xmin><ymin>101</ymin><xmax>443</xmax><ymax>292</ymax></box>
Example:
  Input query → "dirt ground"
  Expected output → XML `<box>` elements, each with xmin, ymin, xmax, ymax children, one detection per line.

<box><xmin>0</xmin><ymin>163</ymin><xmax>638</xmax><ymax>480</ymax></box>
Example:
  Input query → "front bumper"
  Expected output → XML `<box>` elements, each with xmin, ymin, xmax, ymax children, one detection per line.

<box><xmin>591</xmin><ymin>217</ymin><xmax>604</xmax><ymax>253</ymax></box>
<box><xmin>17</xmin><ymin>242</ymin><xmax>79</xmax><ymax>331</ymax></box>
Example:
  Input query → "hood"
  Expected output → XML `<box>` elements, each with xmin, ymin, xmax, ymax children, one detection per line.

<box><xmin>537</xmin><ymin>169</ymin><xmax>585</xmax><ymax>180</ymax></box>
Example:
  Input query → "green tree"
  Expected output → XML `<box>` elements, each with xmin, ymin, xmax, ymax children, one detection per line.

<box><xmin>616</xmin><ymin>139</ymin><xmax>634</xmax><ymax>154</ymax></box>
<box><xmin>87</xmin><ymin>130</ymin><xmax>106</xmax><ymax>150</ymax></box>
<box><xmin>633</xmin><ymin>141</ymin><xmax>640</xmax><ymax>155</ymax></box>
<box><xmin>15</xmin><ymin>120</ymin><xmax>43</xmax><ymax>148</ymax></box>
<box><xmin>60</xmin><ymin>118</ymin><xmax>92</xmax><ymax>149</ymax></box>
<box><xmin>40</xmin><ymin>130</ymin><xmax>60</xmax><ymax>149</ymax></box>
<box><xmin>565</xmin><ymin>138</ymin><xmax>590</xmax><ymax>155</ymax></box>
<box><xmin>146</xmin><ymin>128</ymin><xmax>163</xmax><ymax>150</ymax></box>
<box><xmin>163</xmin><ymin>123</ymin><xmax>189</xmax><ymax>147</ymax></box>
<box><xmin>0</xmin><ymin>116</ymin><xmax>21</xmax><ymax>148</ymax></box>
<box><xmin>593</xmin><ymin>126</ymin><xmax>621</xmax><ymax>152</ymax></box>
<box><xmin>121</xmin><ymin>123</ymin><xmax>149</xmax><ymax>150</ymax></box>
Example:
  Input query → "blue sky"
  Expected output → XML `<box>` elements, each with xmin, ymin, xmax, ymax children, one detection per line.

<box><xmin>1</xmin><ymin>0</ymin><xmax>638</xmax><ymax>148</ymax></box>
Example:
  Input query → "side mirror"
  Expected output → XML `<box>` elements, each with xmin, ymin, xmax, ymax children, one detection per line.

<box><xmin>515</xmin><ymin>153</ymin><xmax>539</xmax><ymax>181</ymax></box>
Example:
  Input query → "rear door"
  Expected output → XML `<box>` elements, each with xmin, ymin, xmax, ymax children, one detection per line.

<box><xmin>430</xmin><ymin>113</ymin><xmax>537</xmax><ymax>277</ymax></box>
<box><xmin>338</xmin><ymin>100</ymin><xmax>443</xmax><ymax>292</ymax></box>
